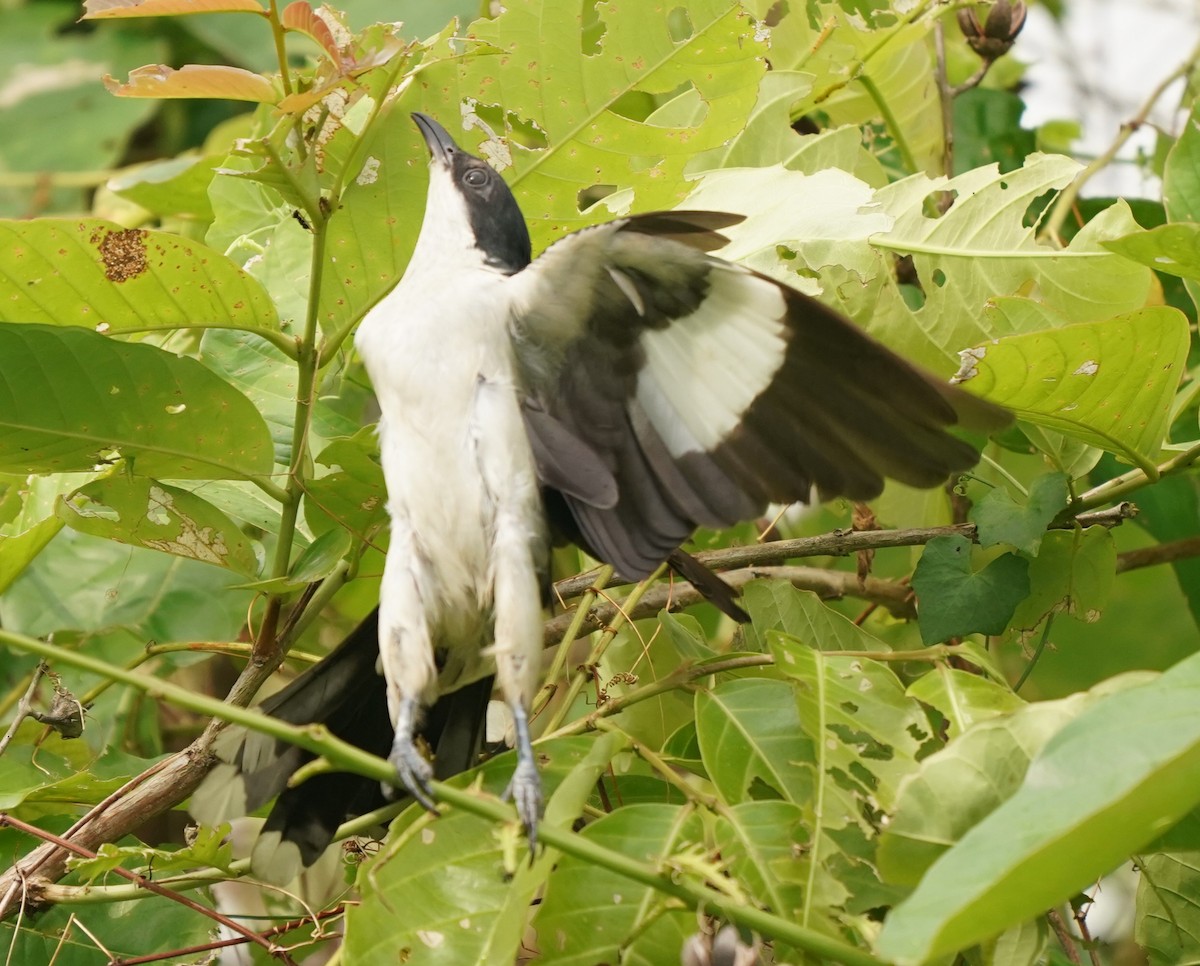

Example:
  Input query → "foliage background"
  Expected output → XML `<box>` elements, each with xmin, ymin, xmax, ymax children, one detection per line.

<box><xmin>1</xmin><ymin>0</ymin><xmax>1200</xmax><ymax>964</ymax></box>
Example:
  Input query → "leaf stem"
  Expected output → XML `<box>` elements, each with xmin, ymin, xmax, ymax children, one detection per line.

<box><xmin>1076</xmin><ymin>442</ymin><xmax>1200</xmax><ymax>510</ymax></box>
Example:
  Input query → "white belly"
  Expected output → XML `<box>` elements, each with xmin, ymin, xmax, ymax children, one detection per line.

<box><xmin>356</xmin><ymin>273</ymin><xmax>546</xmax><ymax>696</ymax></box>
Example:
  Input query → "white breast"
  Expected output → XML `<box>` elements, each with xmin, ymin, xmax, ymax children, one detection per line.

<box><xmin>356</xmin><ymin>264</ymin><xmax>545</xmax><ymax>691</ymax></box>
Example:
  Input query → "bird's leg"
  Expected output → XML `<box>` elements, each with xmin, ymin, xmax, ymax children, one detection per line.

<box><xmin>504</xmin><ymin>700</ymin><xmax>542</xmax><ymax>850</ymax></box>
<box><xmin>386</xmin><ymin>695</ymin><xmax>438</xmax><ymax>813</ymax></box>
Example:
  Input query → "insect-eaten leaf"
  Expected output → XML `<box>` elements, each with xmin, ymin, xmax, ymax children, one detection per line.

<box><xmin>970</xmin><ymin>471</ymin><xmax>1069</xmax><ymax>555</ymax></box>
<box><xmin>1007</xmin><ymin>526</ymin><xmax>1116</xmax><ymax>636</ymax></box>
<box><xmin>955</xmin><ymin>308</ymin><xmax>1190</xmax><ymax>477</ymax></box>
<box><xmin>912</xmin><ymin>535</ymin><xmax>1030</xmax><ymax>644</ymax></box>
<box><xmin>59</xmin><ymin>478</ymin><xmax>260</xmax><ymax>575</ymax></box>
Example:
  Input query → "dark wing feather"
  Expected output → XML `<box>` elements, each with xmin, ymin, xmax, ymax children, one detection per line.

<box><xmin>509</xmin><ymin>211</ymin><xmax>1010</xmax><ymax>581</ymax></box>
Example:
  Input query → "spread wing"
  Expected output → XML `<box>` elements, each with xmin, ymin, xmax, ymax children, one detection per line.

<box><xmin>508</xmin><ymin>211</ymin><xmax>1010</xmax><ymax>578</ymax></box>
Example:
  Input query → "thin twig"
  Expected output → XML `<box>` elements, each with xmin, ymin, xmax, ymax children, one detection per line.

<box><xmin>0</xmin><ymin>662</ymin><xmax>47</xmax><ymax>759</ymax></box>
<box><xmin>0</xmin><ymin>813</ymin><xmax>294</xmax><ymax>964</ymax></box>
<box><xmin>1040</xmin><ymin>41</ymin><xmax>1200</xmax><ymax>244</ymax></box>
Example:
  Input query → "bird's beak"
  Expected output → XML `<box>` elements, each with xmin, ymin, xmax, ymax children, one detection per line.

<box><xmin>412</xmin><ymin>113</ymin><xmax>457</xmax><ymax>167</ymax></box>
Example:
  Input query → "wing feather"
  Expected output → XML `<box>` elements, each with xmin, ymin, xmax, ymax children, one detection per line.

<box><xmin>509</xmin><ymin>211</ymin><xmax>1009</xmax><ymax>578</ymax></box>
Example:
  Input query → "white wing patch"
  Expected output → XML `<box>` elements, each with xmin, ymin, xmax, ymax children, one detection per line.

<box><xmin>635</xmin><ymin>267</ymin><xmax>788</xmax><ymax>456</ymax></box>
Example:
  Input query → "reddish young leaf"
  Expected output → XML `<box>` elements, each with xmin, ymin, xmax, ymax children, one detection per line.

<box><xmin>282</xmin><ymin>1</ymin><xmax>344</xmax><ymax>66</ymax></box>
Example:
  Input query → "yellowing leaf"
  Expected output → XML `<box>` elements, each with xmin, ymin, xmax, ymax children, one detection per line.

<box><xmin>83</xmin><ymin>0</ymin><xmax>264</xmax><ymax>17</ymax></box>
<box><xmin>104</xmin><ymin>65</ymin><xmax>278</xmax><ymax>103</ymax></box>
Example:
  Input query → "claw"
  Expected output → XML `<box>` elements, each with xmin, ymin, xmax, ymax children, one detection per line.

<box><xmin>384</xmin><ymin>697</ymin><xmax>438</xmax><ymax>813</ymax></box>
<box><xmin>502</xmin><ymin>702</ymin><xmax>543</xmax><ymax>852</ymax></box>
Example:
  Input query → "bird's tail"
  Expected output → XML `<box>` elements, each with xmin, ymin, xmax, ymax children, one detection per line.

<box><xmin>190</xmin><ymin>610</ymin><xmax>493</xmax><ymax>884</ymax></box>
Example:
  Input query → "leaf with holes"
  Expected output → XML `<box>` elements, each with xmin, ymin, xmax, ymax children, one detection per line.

<box><xmin>0</xmin><ymin>324</ymin><xmax>274</xmax><ymax>480</ymax></box>
<box><xmin>912</xmin><ymin>536</ymin><xmax>1031</xmax><ymax>644</ymax></box>
<box><xmin>0</xmin><ymin>219</ymin><xmax>283</xmax><ymax>343</ymax></box>
<box><xmin>862</xmin><ymin>156</ymin><xmax>1153</xmax><ymax>373</ymax></box>
<box><xmin>58</xmin><ymin>477</ymin><xmax>260</xmax><ymax>575</ymax></box>
<box><xmin>877</xmin><ymin>691</ymin><xmax>1094</xmax><ymax>887</ymax></box>
<box><xmin>321</xmin><ymin>0</ymin><xmax>766</xmax><ymax>336</ymax></box>
<box><xmin>957</xmin><ymin>308</ymin><xmax>1190</xmax><ymax>476</ymax></box>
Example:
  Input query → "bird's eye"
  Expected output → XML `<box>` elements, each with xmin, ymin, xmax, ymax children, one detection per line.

<box><xmin>463</xmin><ymin>168</ymin><xmax>489</xmax><ymax>187</ymax></box>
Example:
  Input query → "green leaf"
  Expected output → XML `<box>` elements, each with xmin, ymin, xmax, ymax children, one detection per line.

<box><xmin>912</xmin><ymin>536</ymin><xmax>1031</xmax><ymax>644</ymax></box>
<box><xmin>0</xmin><ymin>323</ymin><xmax>274</xmax><ymax>480</ymax></box>
<box><xmin>346</xmin><ymin>735</ymin><xmax>623</xmax><ymax>965</ymax></box>
<box><xmin>957</xmin><ymin>308</ymin><xmax>1190</xmax><ymax>476</ymax></box>
<box><xmin>773</xmin><ymin>636</ymin><xmax>930</xmax><ymax>814</ymax></box>
<box><xmin>742</xmin><ymin>581</ymin><xmax>893</xmax><ymax>654</ymax></box>
<box><xmin>876</xmin><ymin>651</ymin><xmax>1200</xmax><ymax>963</ymax></box>
<box><xmin>877</xmin><ymin>696</ymin><xmax>1091</xmax><ymax>886</ymax></box>
<box><xmin>1104</xmin><ymin>223</ymin><xmax>1200</xmax><ymax>280</ymax></box>
<box><xmin>713</xmin><ymin>801</ymin><xmax>809</xmax><ymax>919</ymax></box>
<box><xmin>304</xmin><ymin>428</ymin><xmax>387</xmax><ymax>538</ymax></box>
<box><xmin>864</xmin><ymin>157</ymin><xmax>1152</xmax><ymax>373</ymax></box>
<box><xmin>1008</xmin><ymin>526</ymin><xmax>1116</xmax><ymax>634</ymax></box>
<box><xmin>694</xmin><ymin>678</ymin><xmax>813</xmax><ymax>806</ymax></box>
<box><xmin>906</xmin><ymin>668</ymin><xmax>1025</xmax><ymax>739</ymax></box>
<box><xmin>1163</xmin><ymin>102</ymin><xmax>1200</xmax><ymax>311</ymax></box>
<box><xmin>0</xmin><ymin>473</ymin><xmax>89</xmax><ymax>594</ymax></box>
<box><xmin>323</xmin><ymin>0</ymin><xmax>766</xmax><ymax>338</ymax></box>
<box><xmin>1136</xmin><ymin>852</ymin><xmax>1200</xmax><ymax>965</ymax></box>
<box><xmin>534</xmin><ymin>803</ymin><xmax>704</xmax><ymax>966</ymax></box>
<box><xmin>107</xmin><ymin>154</ymin><xmax>220</xmax><ymax>219</ymax></box>
<box><xmin>57</xmin><ymin>477</ymin><xmax>260</xmax><ymax>575</ymax></box>
<box><xmin>0</xmin><ymin>219</ymin><xmax>282</xmax><ymax>339</ymax></box>
<box><xmin>970</xmin><ymin>472</ymin><xmax>1069</xmax><ymax>555</ymax></box>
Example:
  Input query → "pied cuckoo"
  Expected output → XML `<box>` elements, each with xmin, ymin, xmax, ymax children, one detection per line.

<box><xmin>195</xmin><ymin>112</ymin><xmax>1009</xmax><ymax>868</ymax></box>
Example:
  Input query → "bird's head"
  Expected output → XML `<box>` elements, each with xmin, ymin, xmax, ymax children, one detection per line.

<box><xmin>411</xmin><ymin>112</ymin><xmax>532</xmax><ymax>275</ymax></box>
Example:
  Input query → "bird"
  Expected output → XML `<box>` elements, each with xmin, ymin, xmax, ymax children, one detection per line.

<box><xmin>344</xmin><ymin>112</ymin><xmax>1010</xmax><ymax>848</ymax></box>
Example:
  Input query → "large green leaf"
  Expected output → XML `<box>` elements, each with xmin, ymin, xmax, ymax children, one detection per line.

<box><xmin>876</xmin><ymin>651</ymin><xmax>1200</xmax><ymax>963</ymax></box>
<box><xmin>322</xmin><ymin>0</ymin><xmax>766</xmax><ymax>335</ymax></box>
<box><xmin>864</xmin><ymin>156</ymin><xmax>1153</xmax><ymax>372</ymax></box>
<box><xmin>346</xmin><ymin>735</ymin><xmax>620</xmax><ymax>965</ymax></box>
<box><xmin>0</xmin><ymin>219</ymin><xmax>281</xmax><ymax>339</ymax></box>
<box><xmin>534</xmin><ymin>803</ymin><xmax>703</xmax><ymax>966</ymax></box>
<box><xmin>958</xmin><ymin>307</ymin><xmax>1190</xmax><ymax>475</ymax></box>
<box><xmin>0</xmin><ymin>323</ymin><xmax>274</xmax><ymax>480</ymax></box>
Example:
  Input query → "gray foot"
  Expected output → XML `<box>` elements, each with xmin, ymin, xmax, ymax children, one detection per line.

<box><xmin>385</xmin><ymin>697</ymin><xmax>437</xmax><ymax>813</ymax></box>
<box><xmin>502</xmin><ymin>703</ymin><xmax>543</xmax><ymax>851</ymax></box>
